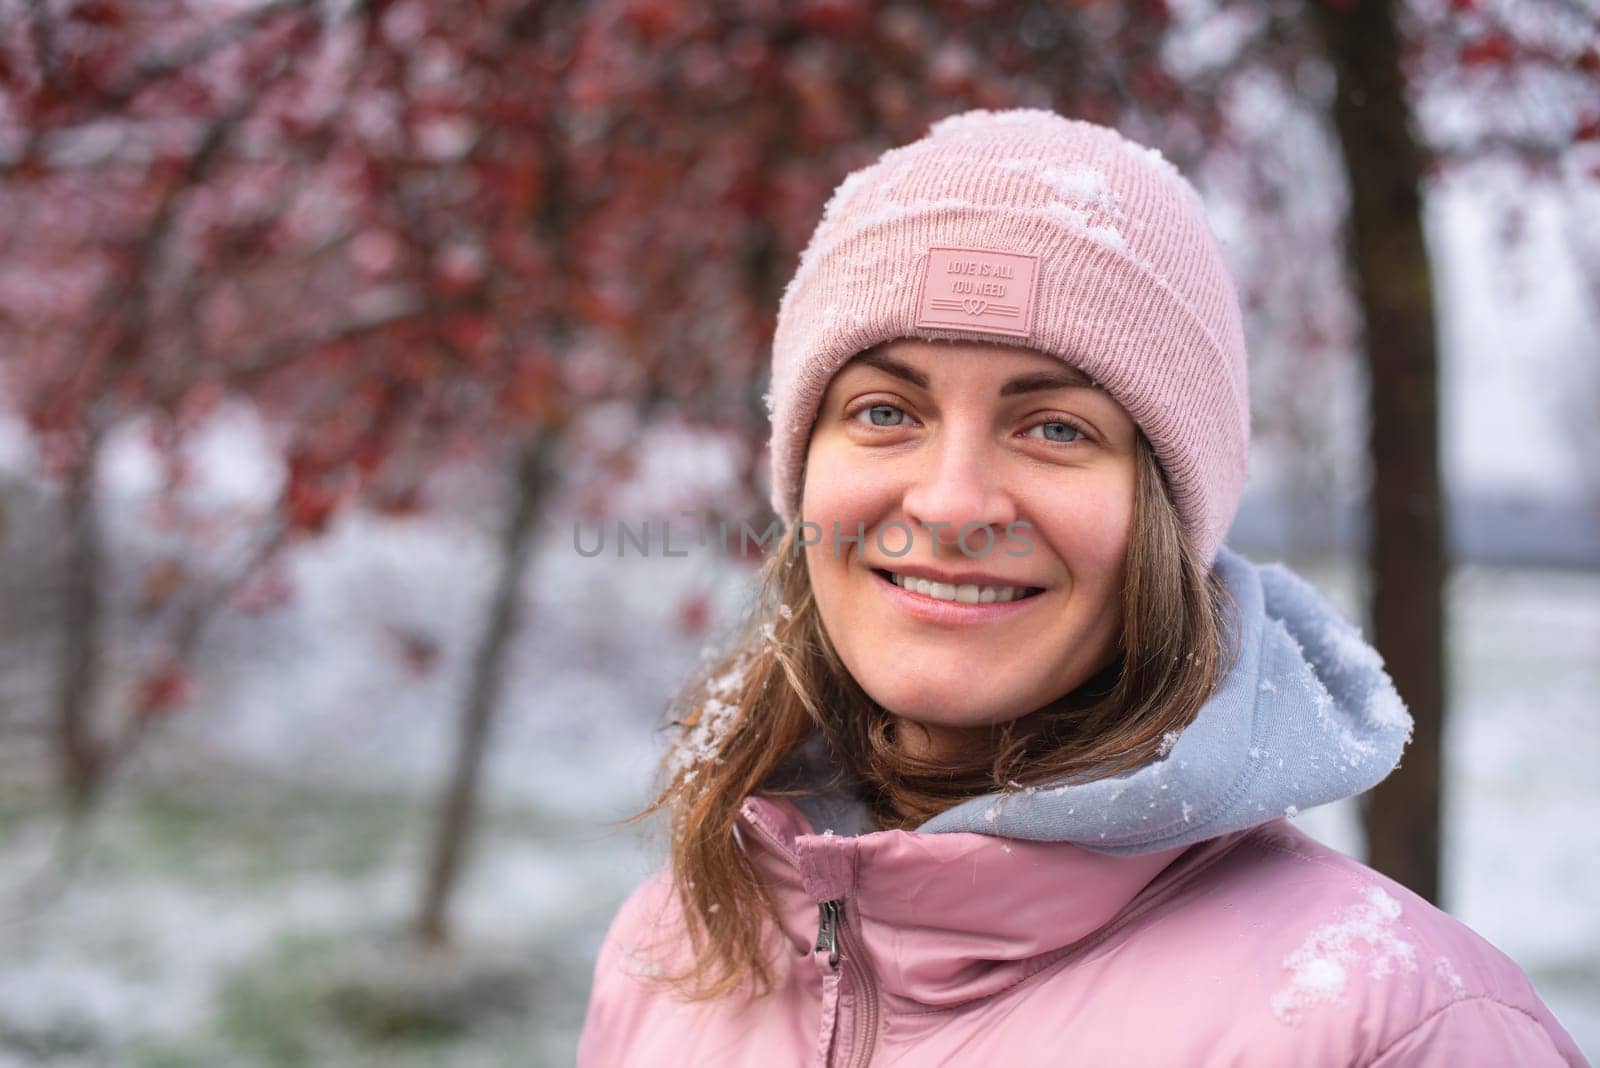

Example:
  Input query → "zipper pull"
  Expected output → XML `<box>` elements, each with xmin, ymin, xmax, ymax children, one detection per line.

<box><xmin>814</xmin><ymin>899</ymin><xmax>841</xmax><ymax>968</ymax></box>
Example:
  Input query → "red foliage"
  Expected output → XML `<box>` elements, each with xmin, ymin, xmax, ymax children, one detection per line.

<box><xmin>285</xmin><ymin>451</ymin><xmax>344</xmax><ymax>534</ymax></box>
<box><xmin>389</xmin><ymin>624</ymin><xmax>441</xmax><ymax>676</ymax></box>
<box><xmin>233</xmin><ymin>562</ymin><xmax>296</xmax><ymax>616</ymax></box>
<box><xmin>675</xmin><ymin>592</ymin><xmax>711</xmax><ymax>636</ymax></box>
<box><xmin>373</xmin><ymin>486</ymin><xmax>423</xmax><ymax>517</ymax></box>
<box><xmin>1458</xmin><ymin>32</ymin><xmax>1518</xmax><ymax>67</ymax></box>
<box><xmin>134</xmin><ymin>663</ymin><xmax>194</xmax><ymax>719</ymax></box>
<box><xmin>141</xmin><ymin>558</ymin><xmax>187</xmax><ymax>611</ymax></box>
<box><xmin>798</xmin><ymin>0</ymin><xmax>873</xmax><ymax>38</ymax></box>
<box><xmin>622</xmin><ymin>0</ymin><xmax>696</xmax><ymax>43</ymax></box>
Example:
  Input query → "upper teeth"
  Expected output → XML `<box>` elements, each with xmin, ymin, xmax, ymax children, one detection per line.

<box><xmin>889</xmin><ymin>572</ymin><xmax>1033</xmax><ymax>604</ymax></box>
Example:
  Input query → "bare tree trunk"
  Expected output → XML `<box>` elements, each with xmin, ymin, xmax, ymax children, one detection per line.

<box><xmin>1312</xmin><ymin>0</ymin><xmax>1449</xmax><ymax>903</ymax></box>
<box><xmin>416</xmin><ymin>429</ymin><xmax>556</xmax><ymax>947</ymax></box>
<box><xmin>55</xmin><ymin>439</ymin><xmax>107</xmax><ymax>813</ymax></box>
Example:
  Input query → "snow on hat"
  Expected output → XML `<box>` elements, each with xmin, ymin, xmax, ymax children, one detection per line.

<box><xmin>763</xmin><ymin>108</ymin><xmax>1251</xmax><ymax>569</ymax></box>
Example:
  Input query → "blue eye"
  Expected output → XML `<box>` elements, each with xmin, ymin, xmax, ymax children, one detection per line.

<box><xmin>856</xmin><ymin>404</ymin><xmax>907</xmax><ymax>428</ymax></box>
<box><xmin>1027</xmin><ymin>420</ymin><xmax>1084</xmax><ymax>444</ymax></box>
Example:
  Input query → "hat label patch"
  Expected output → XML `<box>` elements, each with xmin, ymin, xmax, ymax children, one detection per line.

<box><xmin>915</xmin><ymin>246</ymin><xmax>1039</xmax><ymax>339</ymax></box>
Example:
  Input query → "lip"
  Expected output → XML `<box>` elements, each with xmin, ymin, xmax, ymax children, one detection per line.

<box><xmin>871</xmin><ymin>562</ymin><xmax>1046</xmax><ymax>591</ymax></box>
<box><xmin>871</xmin><ymin>566</ymin><xmax>1046</xmax><ymax>626</ymax></box>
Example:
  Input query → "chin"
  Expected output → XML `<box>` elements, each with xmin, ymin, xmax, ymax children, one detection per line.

<box><xmin>860</xmin><ymin>674</ymin><xmax>1025</xmax><ymax>731</ymax></box>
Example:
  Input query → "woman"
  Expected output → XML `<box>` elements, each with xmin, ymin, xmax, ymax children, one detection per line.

<box><xmin>578</xmin><ymin>109</ymin><xmax>1585</xmax><ymax>1066</ymax></box>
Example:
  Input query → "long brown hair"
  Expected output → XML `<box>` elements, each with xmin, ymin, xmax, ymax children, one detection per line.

<box><xmin>612</xmin><ymin>429</ymin><xmax>1239</xmax><ymax>1004</ymax></box>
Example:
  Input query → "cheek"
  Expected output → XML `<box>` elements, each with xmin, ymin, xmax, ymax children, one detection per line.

<box><xmin>1034</xmin><ymin>476</ymin><xmax>1135</xmax><ymax>573</ymax></box>
<box><xmin>801</xmin><ymin>442</ymin><xmax>904</xmax><ymax>638</ymax></box>
<box><xmin>801</xmin><ymin>438</ymin><xmax>894</xmax><ymax>525</ymax></box>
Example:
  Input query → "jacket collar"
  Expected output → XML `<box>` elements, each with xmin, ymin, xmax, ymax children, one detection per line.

<box><xmin>737</xmin><ymin>793</ymin><xmax>1245</xmax><ymax>1007</ymax></box>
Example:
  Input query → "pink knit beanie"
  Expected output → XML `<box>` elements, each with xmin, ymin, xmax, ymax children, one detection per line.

<box><xmin>764</xmin><ymin>108</ymin><xmax>1251</xmax><ymax>569</ymax></box>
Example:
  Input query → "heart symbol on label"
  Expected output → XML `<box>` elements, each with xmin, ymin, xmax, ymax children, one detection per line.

<box><xmin>961</xmin><ymin>298</ymin><xmax>988</xmax><ymax>316</ymax></box>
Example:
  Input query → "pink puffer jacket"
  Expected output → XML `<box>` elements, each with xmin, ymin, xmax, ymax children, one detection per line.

<box><xmin>578</xmin><ymin>793</ymin><xmax>1585</xmax><ymax>1067</ymax></box>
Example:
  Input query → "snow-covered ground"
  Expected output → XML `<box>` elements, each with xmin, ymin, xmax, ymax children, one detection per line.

<box><xmin>0</xmin><ymin>507</ymin><xmax>1594</xmax><ymax>1065</ymax></box>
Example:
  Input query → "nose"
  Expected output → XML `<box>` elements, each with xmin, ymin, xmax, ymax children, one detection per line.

<box><xmin>901</xmin><ymin>425</ymin><xmax>1017</xmax><ymax>553</ymax></box>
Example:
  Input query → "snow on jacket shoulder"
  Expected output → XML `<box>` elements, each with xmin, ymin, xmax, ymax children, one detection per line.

<box><xmin>578</xmin><ymin>799</ymin><xmax>1586</xmax><ymax>1067</ymax></box>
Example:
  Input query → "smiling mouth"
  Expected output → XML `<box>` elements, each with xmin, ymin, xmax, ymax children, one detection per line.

<box><xmin>872</xmin><ymin>568</ymin><xmax>1045</xmax><ymax>605</ymax></box>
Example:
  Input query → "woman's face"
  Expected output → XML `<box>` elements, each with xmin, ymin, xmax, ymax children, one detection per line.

<box><xmin>801</xmin><ymin>338</ymin><xmax>1140</xmax><ymax>760</ymax></box>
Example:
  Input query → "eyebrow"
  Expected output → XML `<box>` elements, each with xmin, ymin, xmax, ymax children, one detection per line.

<box><xmin>853</xmin><ymin>350</ymin><xmax>1096</xmax><ymax>395</ymax></box>
<box><xmin>998</xmin><ymin>368</ymin><xmax>1098</xmax><ymax>396</ymax></box>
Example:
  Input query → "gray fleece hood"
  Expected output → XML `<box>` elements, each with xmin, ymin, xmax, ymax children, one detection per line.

<box><xmin>782</xmin><ymin>545</ymin><xmax>1416</xmax><ymax>855</ymax></box>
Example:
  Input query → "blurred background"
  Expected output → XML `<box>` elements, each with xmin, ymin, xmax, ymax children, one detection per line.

<box><xmin>0</xmin><ymin>0</ymin><xmax>1596</xmax><ymax>1064</ymax></box>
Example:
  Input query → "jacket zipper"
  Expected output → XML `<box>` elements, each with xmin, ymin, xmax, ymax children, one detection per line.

<box><xmin>814</xmin><ymin>900</ymin><xmax>842</xmax><ymax>966</ymax></box>
<box><xmin>739</xmin><ymin>807</ymin><xmax>881</xmax><ymax>1066</ymax></box>
<box><xmin>816</xmin><ymin>896</ymin><xmax>880</xmax><ymax>1068</ymax></box>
